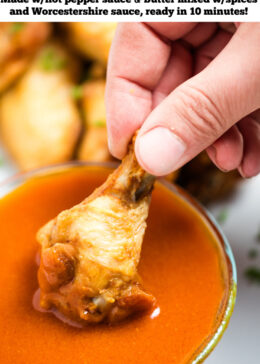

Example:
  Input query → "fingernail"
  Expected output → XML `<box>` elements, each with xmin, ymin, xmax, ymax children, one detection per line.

<box><xmin>238</xmin><ymin>166</ymin><xmax>247</xmax><ymax>178</ymax></box>
<box><xmin>207</xmin><ymin>145</ymin><xmax>228</xmax><ymax>172</ymax></box>
<box><xmin>207</xmin><ymin>145</ymin><xmax>216</xmax><ymax>161</ymax></box>
<box><xmin>107</xmin><ymin>135</ymin><xmax>113</xmax><ymax>154</ymax></box>
<box><xmin>137</xmin><ymin>127</ymin><xmax>186</xmax><ymax>176</ymax></box>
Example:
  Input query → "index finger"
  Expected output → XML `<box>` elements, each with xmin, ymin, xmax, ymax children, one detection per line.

<box><xmin>105</xmin><ymin>22</ymin><xmax>195</xmax><ymax>159</ymax></box>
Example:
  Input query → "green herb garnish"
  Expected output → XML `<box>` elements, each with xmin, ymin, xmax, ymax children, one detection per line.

<box><xmin>9</xmin><ymin>22</ymin><xmax>25</xmax><ymax>35</ymax></box>
<box><xmin>93</xmin><ymin>119</ymin><xmax>106</xmax><ymax>128</ymax></box>
<box><xmin>71</xmin><ymin>85</ymin><xmax>83</xmax><ymax>100</ymax></box>
<box><xmin>40</xmin><ymin>48</ymin><xmax>67</xmax><ymax>72</ymax></box>
<box><xmin>245</xmin><ymin>267</ymin><xmax>260</xmax><ymax>284</ymax></box>
<box><xmin>248</xmin><ymin>249</ymin><xmax>258</xmax><ymax>259</ymax></box>
<box><xmin>217</xmin><ymin>209</ymin><xmax>228</xmax><ymax>224</ymax></box>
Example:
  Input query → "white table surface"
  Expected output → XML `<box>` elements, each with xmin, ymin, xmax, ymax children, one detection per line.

<box><xmin>206</xmin><ymin>174</ymin><xmax>260</xmax><ymax>363</ymax></box>
<box><xmin>0</xmin><ymin>145</ymin><xmax>259</xmax><ymax>363</ymax></box>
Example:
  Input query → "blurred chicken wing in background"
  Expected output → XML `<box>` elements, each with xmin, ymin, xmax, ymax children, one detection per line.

<box><xmin>78</xmin><ymin>80</ymin><xmax>112</xmax><ymax>163</ymax></box>
<box><xmin>177</xmin><ymin>152</ymin><xmax>241</xmax><ymax>204</ymax></box>
<box><xmin>0</xmin><ymin>22</ymin><xmax>51</xmax><ymax>94</ymax></box>
<box><xmin>0</xmin><ymin>41</ymin><xmax>81</xmax><ymax>170</ymax></box>
<box><xmin>61</xmin><ymin>22</ymin><xmax>117</xmax><ymax>64</ymax></box>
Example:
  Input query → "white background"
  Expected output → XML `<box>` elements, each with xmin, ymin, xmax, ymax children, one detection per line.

<box><xmin>206</xmin><ymin>175</ymin><xmax>260</xmax><ymax>364</ymax></box>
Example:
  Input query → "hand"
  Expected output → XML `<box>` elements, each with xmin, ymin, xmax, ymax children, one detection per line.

<box><xmin>105</xmin><ymin>22</ymin><xmax>260</xmax><ymax>177</ymax></box>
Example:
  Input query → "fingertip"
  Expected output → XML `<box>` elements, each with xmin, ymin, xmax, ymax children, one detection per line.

<box><xmin>106</xmin><ymin>117</ymin><xmax>129</xmax><ymax>160</ymax></box>
<box><xmin>238</xmin><ymin>116</ymin><xmax>260</xmax><ymax>178</ymax></box>
<box><xmin>107</xmin><ymin>133</ymin><xmax>124</xmax><ymax>160</ymax></box>
<box><xmin>135</xmin><ymin>127</ymin><xmax>186</xmax><ymax>176</ymax></box>
<box><xmin>237</xmin><ymin>166</ymin><xmax>248</xmax><ymax>179</ymax></box>
<box><xmin>206</xmin><ymin>126</ymin><xmax>243</xmax><ymax>172</ymax></box>
<box><xmin>237</xmin><ymin>164</ymin><xmax>260</xmax><ymax>179</ymax></box>
<box><xmin>238</xmin><ymin>153</ymin><xmax>260</xmax><ymax>178</ymax></box>
<box><xmin>135</xmin><ymin>132</ymin><xmax>163</xmax><ymax>176</ymax></box>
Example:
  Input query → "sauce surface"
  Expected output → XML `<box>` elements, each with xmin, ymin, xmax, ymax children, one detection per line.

<box><xmin>0</xmin><ymin>166</ymin><xmax>229</xmax><ymax>364</ymax></box>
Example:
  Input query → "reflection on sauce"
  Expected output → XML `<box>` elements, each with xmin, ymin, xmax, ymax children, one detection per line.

<box><xmin>33</xmin><ymin>289</ymin><xmax>84</xmax><ymax>329</ymax></box>
<box><xmin>0</xmin><ymin>166</ymin><xmax>229</xmax><ymax>364</ymax></box>
<box><xmin>150</xmin><ymin>306</ymin><xmax>160</xmax><ymax>319</ymax></box>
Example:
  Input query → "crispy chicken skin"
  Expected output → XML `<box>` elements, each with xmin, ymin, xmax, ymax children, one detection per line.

<box><xmin>78</xmin><ymin>80</ymin><xmax>111</xmax><ymax>162</ymax></box>
<box><xmin>0</xmin><ymin>22</ymin><xmax>51</xmax><ymax>94</ymax></box>
<box><xmin>61</xmin><ymin>22</ymin><xmax>117</xmax><ymax>64</ymax></box>
<box><xmin>37</xmin><ymin>141</ymin><xmax>156</xmax><ymax>324</ymax></box>
<box><xmin>0</xmin><ymin>41</ymin><xmax>81</xmax><ymax>170</ymax></box>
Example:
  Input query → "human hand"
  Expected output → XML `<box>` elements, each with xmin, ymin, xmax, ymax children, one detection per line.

<box><xmin>105</xmin><ymin>22</ymin><xmax>260</xmax><ymax>177</ymax></box>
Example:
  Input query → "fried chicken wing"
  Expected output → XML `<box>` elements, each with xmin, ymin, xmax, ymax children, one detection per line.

<box><xmin>37</xmin><ymin>141</ymin><xmax>156</xmax><ymax>324</ymax></box>
<box><xmin>61</xmin><ymin>22</ymin><xmax>117</xmax><ymax>64</ymax></box>
<box><xmin>78</xmin><ymin>80</ymin><xmax>111</xmax><ymax>162</ymax></box>
<box><xmin>0</xmin><ymin>22</ymin><xmax>51</xmax><ymax>94</ymax></box>
<box><xmin>0</xmin><ymin>41</ymin><xmax>81</xmax><ymax>170</ymax></box>
<box><xmin>177</xmin><ymin>152</ymin><xmax>240</xmax><ymax>204</ymax></box>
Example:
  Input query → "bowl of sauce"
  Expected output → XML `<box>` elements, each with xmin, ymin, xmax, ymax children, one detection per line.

<box><xmin>0</xmin><ymin>162</ymin><xmax>236</xmax><ymax>364</ymax></box>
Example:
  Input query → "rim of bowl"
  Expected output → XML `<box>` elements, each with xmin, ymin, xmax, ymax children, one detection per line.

<box><xmin>0</xmin><ymin>161</ymin><xmax>237</xmax><ymax>364</ymax></box>
<box><xmin>160</xmin><ymin>178</ymin><xmax>237</xmax><ymax>364</ymax></box>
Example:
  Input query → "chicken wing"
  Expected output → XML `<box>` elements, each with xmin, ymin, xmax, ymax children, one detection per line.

<box><xmin>37</xmin><ymin>140</ymin><xmax>156</xmax><ymax>324</ymax></box>
<box><xmin>0</xmin><ymin>41</ymin><xmax>82</xmax><ymax>170</ymax></box>
<box><xmin>0</xmin><ymin>22</ymin><xmax>51</xmax><ymax>94</ymax></box>
<box><xmin>61</xmin><ymin>22</ymin><xmax>117</xmax><ymax>64</ymax></box>
<box><xmin>177</xmin><ymin>152</ymin><xmax>240</xmax><ymax>204</ymax></box>
<box><xmin>78</xmin><ymin>80</ymin><xmax>111</xmax><ymax>163</ymax></box>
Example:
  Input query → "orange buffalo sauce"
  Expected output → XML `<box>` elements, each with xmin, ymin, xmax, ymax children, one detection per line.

<box><xmin>0</xmin><ymin>166</ymin><xmax>230</xmax><ymax>364</ymax></box>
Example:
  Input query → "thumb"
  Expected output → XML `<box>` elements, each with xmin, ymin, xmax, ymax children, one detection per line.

<box><xmin>135</xmin><ymin>23</ymin><xmax>260</xmax><ymax>176</ymax></box>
